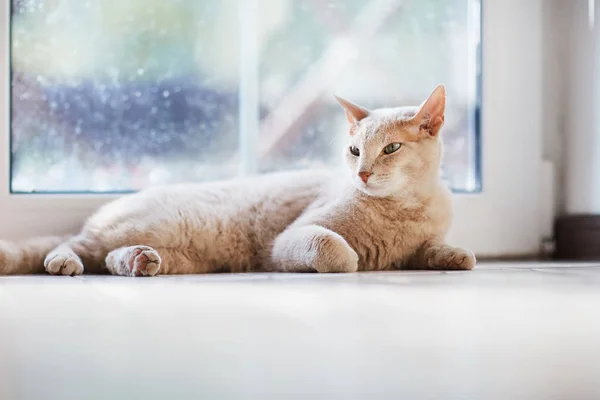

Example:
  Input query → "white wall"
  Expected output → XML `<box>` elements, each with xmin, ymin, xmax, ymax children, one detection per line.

<box><xmin>564</xmin><ymin>0</ymin><xmax>600</xmax><ymax>214</ymax></box>
<box><xmin>542</xmin><ymin>0</ymin><xmax>571</xmax><ymax>216</ymax></box>
<box><xmin>542</xmin><ymin>0</ymin><xmax>600</xmax><ymax>216</ymax></box>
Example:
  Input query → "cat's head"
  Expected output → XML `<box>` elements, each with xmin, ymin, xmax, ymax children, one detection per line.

<box><xmin>336</xmin><ymin>85</ymin><xmax>446</xmax><ymax>198</ymax></box>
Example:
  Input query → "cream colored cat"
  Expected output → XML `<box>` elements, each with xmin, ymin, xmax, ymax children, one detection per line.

<box><xmin>0</xmin><ymin>85</ymin><xmax>475</xmax><ymax>276</ymax></box>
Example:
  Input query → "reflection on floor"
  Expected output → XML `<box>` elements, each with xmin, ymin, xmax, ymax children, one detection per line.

<box><xmin>1</xmin><ymin>263</ymin><xmax>600</xmax><ymax>400</ymax></box>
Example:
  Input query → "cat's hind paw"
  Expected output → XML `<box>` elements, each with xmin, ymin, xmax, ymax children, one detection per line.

<box><xmin>128</xmin><ymin>247</ymin><xmax>161</xmax><ymax>277</ymax></box>
<box><xmin>106</xmin><ymin>246</ymin><xmax>161</xmax><ymax>277</ymax></box>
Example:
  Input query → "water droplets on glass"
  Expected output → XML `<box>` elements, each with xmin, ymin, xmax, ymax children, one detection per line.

<box><xmin>10</xmin><ymin>0</ymin><xmax>479</xmax><ymax>193</ymax></box>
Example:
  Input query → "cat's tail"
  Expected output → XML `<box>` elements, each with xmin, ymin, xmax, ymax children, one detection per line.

<box><xmin>0</xmin><ymin>236</ymin><xmax>68</xmax><ymax>275</ymax></box>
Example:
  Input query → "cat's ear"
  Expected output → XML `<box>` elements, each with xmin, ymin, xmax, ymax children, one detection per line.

<box><xmin>412</xmin><ymin>84</ymin><xmax>446</xmax><ymax>137</ymax></box>
<box><xmin>335</xmin><ymin>96</ymin><xmax>370</xmax><ymax>127</ymax></box>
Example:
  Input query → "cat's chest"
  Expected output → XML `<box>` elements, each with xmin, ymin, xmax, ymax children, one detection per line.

<box><xmin>332</xmin><ymin>207</ymin><xmax>436</xmax><ymax>271</ymax></box>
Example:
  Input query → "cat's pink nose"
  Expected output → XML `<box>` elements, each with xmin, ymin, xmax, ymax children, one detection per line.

<box><xmin>358</xmin><ymin>171</ymin><xmax>372</xmax><ymax>184</ymax></box>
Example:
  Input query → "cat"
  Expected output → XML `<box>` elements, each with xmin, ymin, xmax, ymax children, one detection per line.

<box><xmin>0</xmin><ymin>85</ymin><xmax>476</xmax><ymax>276</ymax></box>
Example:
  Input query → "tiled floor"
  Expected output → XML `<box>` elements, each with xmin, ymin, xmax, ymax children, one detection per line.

<box><xmin>1</xmin><ymin>263</ymin><xmax>600</xmax><ymax>400</ymax></box>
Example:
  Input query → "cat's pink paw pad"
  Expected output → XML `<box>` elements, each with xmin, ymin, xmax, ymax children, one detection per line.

<box><xmin>127</xmin><ymin>248</ymin><xmax>161</xmax><ymax>277</ymax></box>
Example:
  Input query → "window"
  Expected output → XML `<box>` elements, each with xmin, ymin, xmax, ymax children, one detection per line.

<box><xmin>2</xmin><ymin>0</ymin><xmax>545</xmax><ymax>257</ymax></box>
<box><xmin>10</xmin><ymin>0</ymin><xmax>480</xmax><ymax>193</ymax></box>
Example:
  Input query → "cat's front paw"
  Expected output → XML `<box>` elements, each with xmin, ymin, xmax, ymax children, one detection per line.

<box><xmin>44</xmin><ymin>253</ymin><xmax>84</xmax><ymax>276</ymax></box>
<box><xmin>426</xmin><ymin>245</ymin><xmax>476</xmax><ymax>270</ymax></box>
<box><xmin>312</xmin><ymin>235</ymin><xmax>359</xmax><ymax>273</ymax></box>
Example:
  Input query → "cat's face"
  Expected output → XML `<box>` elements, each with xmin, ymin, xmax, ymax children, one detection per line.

<box><xmin>337</xmin><ymin>85</ymin><xmax>446</xmax><ymax>198</ymax></box>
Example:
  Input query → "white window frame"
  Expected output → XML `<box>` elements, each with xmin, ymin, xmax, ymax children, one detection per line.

<box><xmin>0</xmin><ymin>0</ymin><xmax>545</xmax><ymax>257</ymax></box>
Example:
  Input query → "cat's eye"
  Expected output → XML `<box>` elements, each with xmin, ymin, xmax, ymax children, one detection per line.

<box><xmin>383</xmin><ymin>143</ymin><xmax>402</xmax><ymax>155</ymax></box>
<box><xmin>349</xmin><ymin>146</ymin><xmax>360</xmax><ymax>156</ymax></box>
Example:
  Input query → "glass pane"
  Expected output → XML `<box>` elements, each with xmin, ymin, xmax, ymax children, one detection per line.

<box><xmin>11</xmin><ymin>0</ymin><xmax>240</xmax><ymax>192</ymax></box>
<box><xmin>257</xmin><ymin>0</ymin><xmax>481</xmax><ymax>191</ymax></box>
<box><xmin>10</xmin><ymin>0</ymin><xmax>480</xmax><ymax>193</ymax></box>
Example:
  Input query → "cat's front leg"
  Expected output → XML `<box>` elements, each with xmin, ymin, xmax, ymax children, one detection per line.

<box><xmin>271</xmin><ymin>225</ymin><xmax>359</xmax><ymax>273</ymax></box>
<box><xmin>412</xmin><ymin>239</ymin><xmax>476</xmax><ymax>270</ymax></box>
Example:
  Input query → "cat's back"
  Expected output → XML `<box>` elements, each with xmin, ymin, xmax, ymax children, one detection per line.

<box><xmin>140</xmin><ymin>169</ymin><xmax>333</xmax><ymax>206</ymax></box>
<box><xmin>85</xmin><ymin>169</ymin><xmax>337</xmax><ymax>239</ymax></box>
